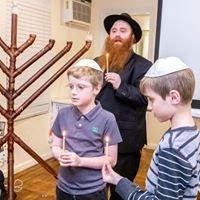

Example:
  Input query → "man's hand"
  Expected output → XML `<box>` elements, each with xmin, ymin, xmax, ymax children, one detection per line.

<box><xmin>105</xmin><ymin>72</ymin><xmax>121</xmax><ymax>89</ymax></box>
<box><xmin>102</xmin><ymin>163</ymin><xmax>123</xmax><ymax>185</ymax></box>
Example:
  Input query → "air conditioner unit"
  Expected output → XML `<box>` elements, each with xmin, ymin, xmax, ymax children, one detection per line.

<box><xmin>62</xmin><ymin>0</ymin><xmax>91</xmax><ymax>26</ymax></box>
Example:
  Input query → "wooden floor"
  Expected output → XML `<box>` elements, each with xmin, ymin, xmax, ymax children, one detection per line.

<box><xmin>13</xmin><ymin>158</ymin><xmax>58</xmax><ymax>200</ymax></box>
<box><xmin>6</xmin><ymin>148</ymin><xmax>200</xmax><ymax>199</ymax></box>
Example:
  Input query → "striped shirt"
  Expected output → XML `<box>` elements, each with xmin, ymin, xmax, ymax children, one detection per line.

<box><xmin>116</xmin><ymin>126</ymin><xmax>200</xmax><ymax>200</ymax></box>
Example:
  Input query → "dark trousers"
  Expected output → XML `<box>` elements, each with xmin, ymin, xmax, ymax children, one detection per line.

<box><xmin>109</xmin><ymin>151</ymin><xmax>141</xmax><ymax>200</ymax></box>
<box><xmin>0</xmin><ymin>170</ymin><xmax>7</xmax><ymax>200</ymax></box>
<box><xmin>56</xmin><ymin>187</ymin><xmax>107</xmax><ymax>200</ymax></box>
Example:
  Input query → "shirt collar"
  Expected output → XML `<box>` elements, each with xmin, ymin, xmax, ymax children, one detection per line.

<box><xmin>72</xmin><ymin>101</ymin><xmax>103</xmax><ymax>122</ymax></box>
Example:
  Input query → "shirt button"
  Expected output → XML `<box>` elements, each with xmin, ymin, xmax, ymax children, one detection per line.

<box><xmin>81</xmin><ymin>116</ymin><xmax>84</xmax><ymax>119</ymax></box>
<box><xmin>78</xmin><ymin>123</ymin><xmax>82</xmax><ymax>127</ymax></box>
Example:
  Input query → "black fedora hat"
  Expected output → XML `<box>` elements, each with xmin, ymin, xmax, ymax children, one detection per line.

<box><xmin>104</xmin><ymin>13</ymin><xmax>142</xmax><ymax>43</ymax></box>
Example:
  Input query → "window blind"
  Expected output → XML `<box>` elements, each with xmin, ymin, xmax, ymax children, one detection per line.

<box><xmin>5</xmin><ymin>0</ymin><xmax>52</xmax><ymax>120</ymax></box>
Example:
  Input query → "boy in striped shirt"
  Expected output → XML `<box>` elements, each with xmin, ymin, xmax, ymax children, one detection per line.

<box><xmin>102</xmin><ymin>57</ymin><xmax>200</xmax><ymax>200</ymax></box>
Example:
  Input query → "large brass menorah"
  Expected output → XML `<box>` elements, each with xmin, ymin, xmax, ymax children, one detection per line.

<box><xmin>0</xmin><ymin>3</ymin><xmax>92</xmax><ymax>199</ymax></box>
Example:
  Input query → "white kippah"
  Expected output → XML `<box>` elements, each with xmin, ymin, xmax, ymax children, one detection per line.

<box><xmin>74</xmin><ymin>59</ymin><xmax>103</xmax><ymax>72</ymax></box>
<box><xmin>145</xmin><ymin>57</ymin><xmax>189</xmax><ymax>77</ymax></box>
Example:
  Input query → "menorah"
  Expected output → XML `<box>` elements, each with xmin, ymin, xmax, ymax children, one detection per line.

<box><xmin>0</xmin><ymin>3</ymin><xmax>92</xmax><ymax>199</ymax></box>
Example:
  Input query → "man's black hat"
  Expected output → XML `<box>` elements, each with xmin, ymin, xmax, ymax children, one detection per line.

<box><xmin>104</xmin><ymin>13</ymin><xmax>142</xmax><ymax>43</ymax></box>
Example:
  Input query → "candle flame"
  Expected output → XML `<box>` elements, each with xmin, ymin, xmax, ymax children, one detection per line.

<box><xmin>62</xmin><ymin>130</ymin><xmax>67</xmax><ymax>136</ymax></box>
<box><xmin>105</xmin><ymin>135</ymin><xmax>109</xmax><ymax>143</ymax></box>
<box><xmin>104</xmin><ymin>135</ymin><xmax>109</xmax><ymax>157</ymax></box>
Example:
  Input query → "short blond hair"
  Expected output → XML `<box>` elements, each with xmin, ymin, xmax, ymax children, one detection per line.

<box><xmin>140</xmin><ymin>68</ymin><xmax>195</xmax><ymax>104</ymax></box>
<box><xmin>67</xmin><ymin>66</ymin><xmax>103</xmax><ymax>88</ymax></box>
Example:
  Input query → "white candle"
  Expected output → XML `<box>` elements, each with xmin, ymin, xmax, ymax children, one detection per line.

<box><xmin>12</xmin><ymin>1</ymin><xmax>18</xmax><ymax>14</ymax></box>
<box><xmin>62</xmin><ymin>130</ymin><xmax>67</xmax><ymax>152</ymax></box>
<box><xmin>104</xmin><ymin>135</ymin><xmax>110</xmax><ymax>157</ymax></box>
<box><xmin>106</xmin><ymin>53</ymin><xmax>109</xmax><ymax>73</ymax></box>
<box><xmin>86</xmin><ymin>32</ymin><xmax>93</xmax><ymax>42</ymax></box>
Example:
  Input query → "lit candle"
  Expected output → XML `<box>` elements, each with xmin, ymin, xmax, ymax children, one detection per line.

<box><xmin>106</xmin><ymin>53</ymin><xmax>109</xmax><ymax>73</ymax></box>
<box><xmin>104</xmin><ymin>135</ymin><xmax>110</xmax><ymax>157</ymax></box>
<box><xmin>62</xmin><ymin>130</ymin><xmax>67</xmax><ymax>152</ymax></box>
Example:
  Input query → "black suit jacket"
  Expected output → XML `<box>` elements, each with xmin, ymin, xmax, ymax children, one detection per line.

<box><xmin>96</xmin><ymin>52</ymin><xmax>152</xmax><ymax>153</ymax></box>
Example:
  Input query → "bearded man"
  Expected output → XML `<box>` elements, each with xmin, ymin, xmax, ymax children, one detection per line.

<box><xmin>96</xmin><ymin>13</ymin><xmax>152</xmax><ymax>200</ymax></box>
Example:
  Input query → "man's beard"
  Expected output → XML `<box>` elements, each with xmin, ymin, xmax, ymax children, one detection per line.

<box><xmin>97</xmin><ymin>36</ymin><xmax>133</xmax><ymax>73</ymax></box>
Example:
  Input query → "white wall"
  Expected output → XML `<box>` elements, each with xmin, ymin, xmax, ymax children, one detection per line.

<box><xmin>50</xmin><ymin>0</ymin><xmax>92</xmax><ymax>101</ymax></box>
<box><xmin>159</xmin><ymin>0</ymin><xmax>200</xmax><ymax>101</ymax></box>
<box><xmin>149</xmin><ymin>0</ymin><xmax>200</xmax><ymax>148</ymax></box>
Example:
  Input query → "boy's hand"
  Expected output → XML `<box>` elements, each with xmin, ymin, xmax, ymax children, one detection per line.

<box><xmin>102</xmin><ymin>163</ymin><xmax>123</xmax><ymax>185</ymax></box>
<box><xmin>59</xmin><ymin>151</ymin><xmax>81</xmax><ymax>167</ymax></box>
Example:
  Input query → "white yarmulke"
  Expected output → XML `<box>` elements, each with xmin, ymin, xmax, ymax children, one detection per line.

<box><xmin>145</xmin><ymin>57</ymin><xmax>189</xmax><ymax>77</ymax></box>
<box><xmin>74</xmin><ymin>59</ymin><xmax>103</xmax><ymax>72</ymax></box>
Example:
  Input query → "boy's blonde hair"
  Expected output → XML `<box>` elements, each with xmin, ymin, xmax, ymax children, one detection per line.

<box><xmin>67</xmin><ymin>66</ymin><xmax>103</xmax><ymax>88</ymax></box>
<box><xmin>140</xmin><ymin>68</ymin><xmax>195</xmax><ymax>104</ymax></box>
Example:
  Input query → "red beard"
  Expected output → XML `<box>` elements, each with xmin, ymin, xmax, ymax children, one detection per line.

<box><xmin>97</xmin><ymin>36</ymin><xmax>133</xmax><ymax>73</ymax></box>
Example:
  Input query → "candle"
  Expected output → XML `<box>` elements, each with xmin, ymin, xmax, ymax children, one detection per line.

<box><xmin>12</xmin><ymin>1</ymin><xmax>18</xmax><ymax>14</ymax></box>
<box><xmin>104</xmin><ymin>135</ymin><xmax>110</xmax><ymax>157</ymax></box>
<box><xmin>106</xmin><ymin>53</ymin><xmax>109</xmax><ymax>73</ymax></box>
<box><xmin>62</xmin><ymin>130</ymin><xmax>67</xmax><ymax>152</ymax></box>
<box><xmin>86</xmin><ymin>32</ymin><xmax>93</xmax><ymax>42</ymax></box>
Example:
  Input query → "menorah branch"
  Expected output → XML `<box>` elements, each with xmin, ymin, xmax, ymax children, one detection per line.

<box><xmin>0</xmin><ymin>105</ymin><xmax>9</xmax><ymax>119</ymax></box>
<box><xmin>0</xmin><ymin>133</ymin><xmax>9</xmax><ymax>148</ymax></box>
<box><xmin>0</xmin><ymin>59</ymin><xmax>10</xmax><ymax>76</ymax></box>
<box><xmin>0</xmin><ymin>37</ymin><xmax>12</xmax><ymax>56</ymax></box>
<box><xmin>14</xmin><ymin>39</ymin><xmax>55</xmax><ymax>78</ymax></box>
<box><xmin>7</xmin><ymin>132</ymin><xmax>15</xmax><ymax>199</ymax></box>
<box><xmin>14</xmin><ymin>34</ymin><xmax>36</xmax><ymax>57</ymax></box>
<box><xmin>14</xmin><ymin>133</ymin><xmax>57</xmax><ymax>178</ymax></box>
<box><xmin>11</xmin><ymin>13</ymin><xmax>17</xmax><ymax>50</ymax></box>
<box><xmin>13</xmin><ymin>40</ymin><xmax>91</xmax><ymax>119</ymax></box>
<box><xmin>13</xmin><ymin>41</ymin><xmax>72</xmax><ymax>99</ymax></box>
<box><xmin>0</xmin><ymin>83</ymin><xmax>10</xmax><ymax>99</ymax></box>
<box><xmin>1</xmin><ymin>2</ymin><xmax>92</xmax><ymax>198</ymax></box>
